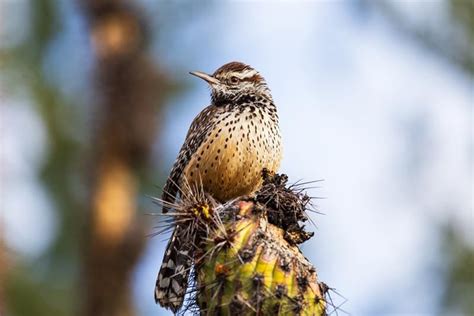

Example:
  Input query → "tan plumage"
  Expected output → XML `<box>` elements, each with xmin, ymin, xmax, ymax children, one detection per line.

<box><xmin>183</xmin><ymin>104</ymin><xmax>281</xmax><ymax>201</ymax></box>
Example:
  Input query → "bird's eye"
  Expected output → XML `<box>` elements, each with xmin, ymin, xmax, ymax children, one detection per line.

<box><xmin>229</xmin><ymin>76</ymin><xmax>239</xmax><ymax>84</ymax></box>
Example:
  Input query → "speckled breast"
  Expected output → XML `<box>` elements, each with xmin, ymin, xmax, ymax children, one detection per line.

<box><xmin>183</xmin><ymin>106</ymin><xmax>282</xmax><ymax>202</ymax></box>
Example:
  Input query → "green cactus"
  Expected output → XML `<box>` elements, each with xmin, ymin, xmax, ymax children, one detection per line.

<box><xmin>156</xmin><ymin>171</ymin><xmax>328</xmax><ymax>315</ymax></box>
<box><xmin>194</xmin><ymin>200</ymin><xmax>325</xmax><ymax>316</ymax></box>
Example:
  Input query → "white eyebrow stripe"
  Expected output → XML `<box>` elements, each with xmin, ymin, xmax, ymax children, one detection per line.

<box><xmin>235</xmin><ymin>69</ymin><xmax>258</xmax><ymax>79</ymax></box>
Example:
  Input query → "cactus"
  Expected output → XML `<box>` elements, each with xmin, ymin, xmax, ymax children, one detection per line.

<box><xmin>154</xmin><ymin>171</ymin><xmax>327</xmax><ymax>315</ymax></box>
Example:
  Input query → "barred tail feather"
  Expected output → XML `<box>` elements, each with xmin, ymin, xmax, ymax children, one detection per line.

<box><xmin>155</xmin><ymin>226</ymin><xmax>193</xmax><ymax>313</ymax></box>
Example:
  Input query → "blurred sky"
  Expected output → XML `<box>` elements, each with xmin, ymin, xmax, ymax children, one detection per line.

<box><xmin>2</xmin><ymin>1</ymin><xmax>473</xmax><ymax>315</ymax></box>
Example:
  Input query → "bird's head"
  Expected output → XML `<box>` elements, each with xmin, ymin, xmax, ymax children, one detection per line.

<box><xmin>190</xmin><ymin>61</ymin><xmax>272</xmax><ymax>105</ymax></box>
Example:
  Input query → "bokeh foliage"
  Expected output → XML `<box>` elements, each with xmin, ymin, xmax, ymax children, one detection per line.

<box><xmin>4</xmin><ymin>1</ymin><xmax>83</xmax><ymax>315</ymax></box>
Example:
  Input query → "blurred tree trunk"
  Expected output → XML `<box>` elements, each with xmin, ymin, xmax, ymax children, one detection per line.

<box><xmin>80</xmin><ymin>1</ymin><xmax>166</xmax><ymax>315</ymax></box>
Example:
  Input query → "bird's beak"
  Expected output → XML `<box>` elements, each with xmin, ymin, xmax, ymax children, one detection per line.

<box><xmin>189</xmin><ymin>71</ymin><xmax>220</xmax><ymax>85</ymax></box>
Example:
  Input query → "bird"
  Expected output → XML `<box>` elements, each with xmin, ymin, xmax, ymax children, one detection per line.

<box><xmin>155</xmin><ymin>61</ymin><xmax>283</xmax><ymax>313</ymax></box>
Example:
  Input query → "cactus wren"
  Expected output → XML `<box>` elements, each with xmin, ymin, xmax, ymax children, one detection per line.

<box><xmin>155</xmin><ymin>61</ymin><xmax>283</xmax><ymax>312</ymax></box>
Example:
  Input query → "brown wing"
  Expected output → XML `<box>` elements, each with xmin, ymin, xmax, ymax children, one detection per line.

<box><xmin>161</xmin><ymin>105</ymin><xmax>218</xmax><ymax>213</ymax></box>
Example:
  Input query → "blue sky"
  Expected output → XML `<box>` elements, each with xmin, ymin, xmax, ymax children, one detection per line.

<box><xmin>2</xmin><ymin>1</ymin><xmax>472</xmax><ymax>315</ymax></box>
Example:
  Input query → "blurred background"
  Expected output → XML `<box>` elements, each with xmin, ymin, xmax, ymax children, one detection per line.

<box><xmin>1</xmin><ymin>0</ymin><xmax>472</xmax><ymax>315</ymax></box>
